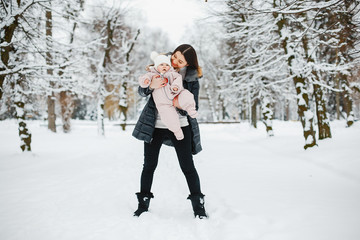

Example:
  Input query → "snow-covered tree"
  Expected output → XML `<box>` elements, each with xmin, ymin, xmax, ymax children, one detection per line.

<box><xmin>317</xmin><ymin>0</ymin><xmax>359</xmax><ymax>127</ymax></box>
<box><xmin>56</xmin><ymin>0</ymin><xmax>85</xmax><ymax>133</ymax></box>
<box><xmin>270</xmin><ymin>0</ymin><xmax>358</xmax><ymax>143</ymax></box>
<box><xmin>1</xmin><ymin>0</ymin><xmax>100</xmax><ymax>149</ymax></box>
<box><xmin>221</xmin><ymin>0</ymin><xmax>289</xmax><ymax>132</ymax></box>
<box><xmin>45</xmin><ymin>1</ymin><xmax>56</xmax><ymax>132</ymax></box>
<box><xmin>1</xmin><ymin>0</ymin><xmax>47</xmax><ymax>151</ymax></box>
<box><xmin>217</xmin><ymin>0</ymin><xmax>359</xmax><ymax>148</ymax></box>
<box><xmin>84</xmin><ymin>3</ymin><xmax>139</xmax><ymax>135</ymax></box>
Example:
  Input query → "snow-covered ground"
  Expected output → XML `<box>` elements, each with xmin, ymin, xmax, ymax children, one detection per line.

<box><xmin>1</xmin><ymin>120</ymin><xmax>360</xmax><ymax>240</ymax></box>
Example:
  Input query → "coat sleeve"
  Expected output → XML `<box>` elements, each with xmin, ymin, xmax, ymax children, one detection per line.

<box><xmin>191</xmin><ymin>80</ymin><xmax>200</xmax><ymax>111</ymax></box>
<box><xmin>138</xmin><ymin>85</ymin><xmax>153</xmax><ymax>97</ymax></box>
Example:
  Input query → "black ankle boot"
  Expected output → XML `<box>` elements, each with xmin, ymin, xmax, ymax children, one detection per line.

<box><xmin>187</xmin><ymin>193</ymin><xmax>208</xmax><ymax>219</ymax></box>
<box><xmin>134</xmin><ymin>192</ymin><xmax>154</xmax><ymax>217</ymax></box>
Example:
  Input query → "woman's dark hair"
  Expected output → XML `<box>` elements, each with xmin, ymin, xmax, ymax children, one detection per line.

<box><xmin>173</xmin><ymin>44</ymin><xmax>202</xmax><ymax>77</ymax></box>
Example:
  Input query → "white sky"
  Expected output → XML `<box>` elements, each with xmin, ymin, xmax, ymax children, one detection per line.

<box><xmin>128</xmin><ymin>0</ymin><xmax>209</xmax><ymax>43</ymax></box>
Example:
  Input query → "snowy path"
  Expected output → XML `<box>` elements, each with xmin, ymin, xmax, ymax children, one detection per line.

<box><xmin>1</xmin><ymin>120</ymin><xmax>360</xmax><ymax>240</ymax></box>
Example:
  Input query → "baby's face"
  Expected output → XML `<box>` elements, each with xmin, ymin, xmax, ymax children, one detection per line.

<box><xmin>157</xmin><ymin>63</ymin><xmax>170</xmax><ymax>74</ymax></box>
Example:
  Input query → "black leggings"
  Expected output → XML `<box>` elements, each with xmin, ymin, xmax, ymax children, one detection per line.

<box><xmin>140</xmin><ymin>126</ymin><xmax>202</xmax><ymax>194</ymax></box>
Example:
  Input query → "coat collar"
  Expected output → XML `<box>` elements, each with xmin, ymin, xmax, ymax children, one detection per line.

<box><xmin>184</xmin><ymin>68</ymin><xmax>199</xmax><ymax>82</ymax></box>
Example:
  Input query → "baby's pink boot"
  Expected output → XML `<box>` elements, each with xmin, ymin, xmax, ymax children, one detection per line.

<box><xmin>174</xmin><ymin>129</ymin><xmax>184</xmax><ymax>140</ymax></box>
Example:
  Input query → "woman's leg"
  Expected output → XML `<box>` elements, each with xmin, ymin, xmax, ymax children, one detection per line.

<box><xmin>140</xmin><ymin>128</ymin><xmax>165</xmax><ymax>193</ymax></box>
<box><xmin>168</xmin><ymin>126</ymin><xmax>202</xmax><ymax>194</ymax></box>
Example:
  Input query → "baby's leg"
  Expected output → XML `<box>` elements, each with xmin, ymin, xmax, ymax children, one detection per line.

<box><xmin>177</xmin><ymin>90</ymin><xmax>198</xmax><ymax>118</ymax></box>
<box><xmin>157</xmin><ymin>104</ymin><xmax>184</xmax><ymax>140</ymax></box>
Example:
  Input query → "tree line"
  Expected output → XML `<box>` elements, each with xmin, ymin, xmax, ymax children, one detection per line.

<box><xmin>191</xmin><ymin>0</ymin><xmax>360</xmax><ymax>149</ymax></box>
<box><xmin>1</xmin><ymin>0</ymin><xmax>172</xmax><ymax>151</ymax></box>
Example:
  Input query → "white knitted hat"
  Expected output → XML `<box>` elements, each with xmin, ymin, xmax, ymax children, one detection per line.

<box><xmin>150</xmin><ymin>51</ymin><xmax>171</xmax><ymax>69</ymax></box>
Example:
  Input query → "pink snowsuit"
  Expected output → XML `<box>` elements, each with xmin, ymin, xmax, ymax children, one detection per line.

<box><xmin>139</xmin><ymin>67</ymin><xmax>198</xmax><ymax>140</ymax></box>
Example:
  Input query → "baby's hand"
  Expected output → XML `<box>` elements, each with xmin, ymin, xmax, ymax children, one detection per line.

<box><xmin>144</xmin><ymin>79</ymin><xmax>150</xmax><ymax>85</ymax></box>
<box><xmin>172</xmin><ymin>87</ymin><xmax>178</xmax><ymax>91</ymax></box>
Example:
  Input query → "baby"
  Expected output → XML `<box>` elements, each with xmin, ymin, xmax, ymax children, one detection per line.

<box><xmin>138</xmin><ymin>51</ymin><xmax>198</xmax><ymax>140</ymax></box>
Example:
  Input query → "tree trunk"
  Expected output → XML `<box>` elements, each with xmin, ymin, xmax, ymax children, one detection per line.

<box><xmin>119</xmin><ymin>29</ymin><xmax>140</xmax><ymax>131</ymax></box>
<box><xmin>293</xmin><ymin>76</ymin><xmax>317</xmax><ymax>149</ymax></box>
<box><xmin>15</xmin><ymin>103</ymin><xmax>32</xmax><ymax>152</ymax></box>
<box><xmin>205</xmin><ymin>83</ymin><xmax>217</xmax><ymax>122</ymax></box>
<box><xmin>60</xmin><ymin>91</ymin><xmax>75</xmax><ymax>133</ymax></box>
<box><xmin>285</xmin><ymin>99</ymin><xmax>290</xmax><ymax>121</ymax></box>
<box><xmin>221</xmin><ymin>98</ymin><xmax>227</xmax><ymax>120</ymax></box>
<box><xmin>251</xmin><ymin>99</ymin><xmax>258</xmax><ymax>128</ymax></box>
<box><xmin>341</xmin><ymin>77</ymin><xmax>355</xmax><ymax>127</ymax></box>
<box><xmin>217</xmin><ymin>96</ymin><xmax>226</xmax><ymax>121</ymax></box>
<box><xmin>119</xmin><ymin>82</ymin><xmax>127</xmax><ymax>131</ymax></box>
<box><xmin>335</xmin><ymin>77</ymin><xmax>341</xmax><ymax>120</ymax></box>
<box><xmin>335</xmin><ymin>4</ymin><xmax>355</xmax><ymax>127</ymax></box>
<box><xmin>96</xmin><ymin>19</ymin><xmax>114</xmax><ymax>136</ymax></box>
<box><xmin>46</xmin><ymin>6</ymin><xmax>56</xmax><ymax>132</ymax></box>
<box><xmin>14</xmin><ymin>79</ymin><xmax>32</xmax><ymax>152</ymax></box>
<box><xmin>47</xmin><ymin>93</ymin><xmax>56</xmax><ymax>132</ymax></box>
<box><xmin>314</xmin><ymin>84</ymin><xmax>331</xmax><ymax>139</ymax></box>
<box><xmin>97</xmin><ymin>96</ymin><xmax>105</xmax><ymax>136</ymax></box>
<box><xmin>274</xmin><ymin>11</ymin><xmax>317</xmax><ymax>149</ymax></box>
<box><xmin>58</xmin><ymin>16</ymin><xmax>79</xmax><ymax>133</ymax></box>
<box><xmin>1</xmin><ymin>0</ymin><xmax>33</xmax><ymax>151</ymax></box>
<box><xmin>261</xmin><ymin>97</ymin><xmax>274</xmax><ymax>137</ymax></box>
<box><xmin>240</xmin><ymin>100</ymin><xmax>247</xmax><ymax>121</ymax></box>
<box><xmin>0</xmin><ymin>1</ymin><xmax>21</xmax><ymax>101</ymax></box>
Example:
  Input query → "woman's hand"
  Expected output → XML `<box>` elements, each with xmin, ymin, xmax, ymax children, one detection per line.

<box><xmin>150</xmin><ymin>75</ymin><xmax>167</xmax><ymax>89</ymax></box>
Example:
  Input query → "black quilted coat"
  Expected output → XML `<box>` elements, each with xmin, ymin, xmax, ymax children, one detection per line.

<box><xmin>132</xmin><ymin>67</ymin><xmax>202</xmax><ymax>155</ymax></box>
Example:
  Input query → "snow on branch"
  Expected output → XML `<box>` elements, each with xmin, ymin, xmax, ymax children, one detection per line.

<box><xmin>251</xmin><ymin>0</ymin><xmax>343</xmax><ymax>14</ymax></box>
<box><xmin>0</xmin><ymin>0</ymin><xmax>50</xmax><ymax>30</ymax></box>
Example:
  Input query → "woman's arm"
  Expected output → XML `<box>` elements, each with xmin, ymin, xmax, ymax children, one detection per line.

<box><xmin>138</xmin><ymin>86</ymin><xmax>153</xmax><ymax>97</ymax></box>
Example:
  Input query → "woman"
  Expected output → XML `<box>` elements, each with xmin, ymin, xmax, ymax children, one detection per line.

<box><xmin>132</xmin><ymin>44</ymin><xmax>208</xmax><ymax>219</ymax></box>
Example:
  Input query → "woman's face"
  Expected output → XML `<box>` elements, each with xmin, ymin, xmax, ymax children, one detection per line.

<box><xmin>171</xmin><ymin>51</ymin><xmax>188</xmax><ymax>69</ymax></box>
